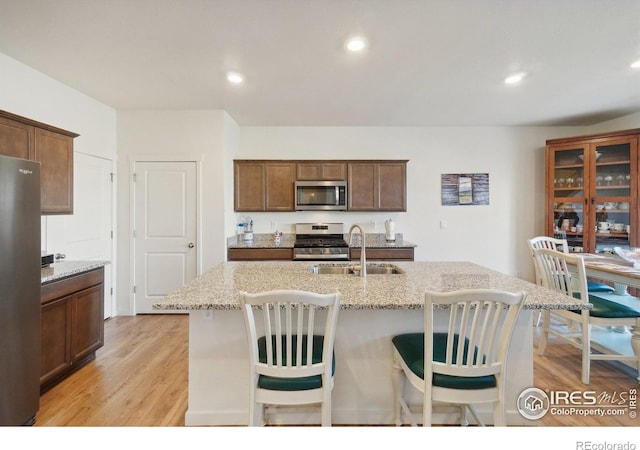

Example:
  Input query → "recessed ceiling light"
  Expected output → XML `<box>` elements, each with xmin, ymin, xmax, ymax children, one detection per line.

<box><xmin>504</xmin><ymin>72</ymin><xmax>526</xmax><ymax>85</ymax></box>
<box><xmin>631</xmin><ymin>60</ymin><xmax>640</xmax><ymax>69</ymax></box>
<box><xmin>226</xmin><ymin>72</ymin><xmax>244</xmax><ymax>84</ymax></box>
<box><xmin>345</xmin><ymin>36</ymin><xmax>368</xmax><ymax>52</ymax></box>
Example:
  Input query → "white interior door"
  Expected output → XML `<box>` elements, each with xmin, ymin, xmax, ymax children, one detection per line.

<box><xmin>134</xmin><ymin>161</ymin><xmax>197</xmax><ymax>314</ymax></box>
<box><xmin>47</xmin><ymin>153</ymin><xmax>115</xmax><ymax>319</ymax></box>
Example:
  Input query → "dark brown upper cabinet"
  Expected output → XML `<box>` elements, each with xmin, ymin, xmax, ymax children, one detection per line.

<box><xmin>0</xmin><ymin>110</ymin><xmax>78</xmax><ymax>214</ymax></box>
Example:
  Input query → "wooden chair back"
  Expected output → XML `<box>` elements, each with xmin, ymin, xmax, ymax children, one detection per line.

<box><xmin>239</xmin><ymin>289</ymin><xmax>341</xmax><ymax>426</ymax></box>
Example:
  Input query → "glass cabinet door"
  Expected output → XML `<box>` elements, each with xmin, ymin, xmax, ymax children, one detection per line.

<box><xmin>550</xmin><ymin>146</ymin><xmax>587</xmax><ymax>252</ymax></box>
<box><xmin>592</xmin><ymin>140</ymin><xmax>636</xmax><ymax>253</ymax></box>
<box><xmin>547</xmin><ymin>132</ymin><xmax>638</xmax><ymax>255</ymax></box>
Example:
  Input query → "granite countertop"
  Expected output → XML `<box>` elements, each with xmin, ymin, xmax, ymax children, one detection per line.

<box><xmin>41</xmin><ymin>260</ymin><xmax>110</xmax><ymax>284</ymax></box>
<box><xmin>227</xmin><ymin>232</ymin><xmax>416</xmax><ymax>249</ymax></box>
<box><xmin>153</xmin><ymin>260</ymin><xmax>588</xmax><ymax>312</ymax></box>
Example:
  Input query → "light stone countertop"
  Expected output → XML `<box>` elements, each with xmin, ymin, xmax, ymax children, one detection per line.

<box><xmin>153</xmin><ymin>260</ymin><xmax>588</xmax><ymax>311</ymax></box>
<box><xmin>41</xmin><ymin>260</ymin><xmax>110</xmax><ymax>284</ymax></box>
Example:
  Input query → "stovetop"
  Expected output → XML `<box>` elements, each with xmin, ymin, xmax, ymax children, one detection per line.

<box><xmin>293</xmin><ymin>223</ymin><xmax>348</xmax><ymax>248</ymax></box>
<box><xmin>294</xmin><ymin>237</ymin><xmax>348</xmax><ymax>248</ymax></box>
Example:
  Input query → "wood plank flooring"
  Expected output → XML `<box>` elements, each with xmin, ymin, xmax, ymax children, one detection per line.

<box><xmin>34</xmin><ymin>314</ymin><xmax>639</xmax><ymax>427</ymax></box>
<box><xmin>36</xmin><ymin>315</ymin><xmax>188</xmax><ymax>427</ymax></box>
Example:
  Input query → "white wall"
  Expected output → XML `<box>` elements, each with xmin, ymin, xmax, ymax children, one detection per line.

<box><xmin>237</xmin><ymin>126</ymin><xmax>590</xmax><ymax>279</ymax></box>
<box><xmin>0</xmin><ymin>54</ymin><xmax>116</xmax><ymax>160</ymax></box>
<box><xmin>0</xmin><ymin>51</ymin><xmax>117</xmax><ymax>304</ymax></box>
<box><xmin>588</xmin><ymin>112</ymin><xmax>640</xmax><ymax>134</ymax></box>
<box><xmin>116</xmin><ymin>110</ymin><xmax>234</xmax><ymax>315</ymax></box>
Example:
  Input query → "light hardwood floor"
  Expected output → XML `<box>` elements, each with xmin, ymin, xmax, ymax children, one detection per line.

<box><xmin>34</xmin><ymin>314</ymin><xmax>639</xmax><ymax>427</ymax></box>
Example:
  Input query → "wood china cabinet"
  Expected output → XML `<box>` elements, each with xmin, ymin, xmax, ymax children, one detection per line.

<box><xmin>545</xmin><ymin>129</ymin><xmax>640</xmax><ymax>254</ymax></box>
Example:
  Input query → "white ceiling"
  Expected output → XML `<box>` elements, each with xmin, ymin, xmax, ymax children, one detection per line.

<box><xmin>1</xmin><ymin>0</ymin><xmax>639</xmax><ymax>127</ymax></box>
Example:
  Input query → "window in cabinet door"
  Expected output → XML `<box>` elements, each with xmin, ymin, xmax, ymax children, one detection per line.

<box><xmin>593</xmin><ymin>142</ymin><xmax>633</xmax><ymax>253</ymax></box>
<box><xmin>553</xmin><ymin>148</ymin><xmax>586</xmax><ymax>200</ymax></box>
<box><xmin>553</xmin><ymin>201</ymin><xmax>585</xmax><ymax>252</ymax></box>
<box><xmin>551</xmin><ymin>147</ymin><xmax>588</xmax><ymax>253</ymax></box>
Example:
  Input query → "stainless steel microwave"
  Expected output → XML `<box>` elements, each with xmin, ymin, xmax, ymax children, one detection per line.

<box><xmin>295</xmin><ymin>181</ymin><xmax>347</xmax><ymax>211</ymax></box>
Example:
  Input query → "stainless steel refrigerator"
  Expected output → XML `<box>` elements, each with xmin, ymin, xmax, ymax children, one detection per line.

<box><xmin>0</xmin><ymin>154</ymin><xmax>41</xmax><ymax>425</ymax></box>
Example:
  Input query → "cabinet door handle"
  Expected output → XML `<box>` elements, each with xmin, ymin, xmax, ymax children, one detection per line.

<box><xmin>188</xmin><ymin>243</ymin><xmax>195</xmax><ymax>248</ymax></box>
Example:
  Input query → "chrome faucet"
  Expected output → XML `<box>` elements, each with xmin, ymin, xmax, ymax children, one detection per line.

<box><xmin>348</xmin><ymin>224</ymin><xmax>366</xmax><ymax>277</ymax></box>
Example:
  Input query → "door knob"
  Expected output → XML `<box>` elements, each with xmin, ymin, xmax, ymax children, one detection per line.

<box><xmin>188</xmin><ymin>243</ymin><xmax>195</xmax><ymax>248</ymax></box>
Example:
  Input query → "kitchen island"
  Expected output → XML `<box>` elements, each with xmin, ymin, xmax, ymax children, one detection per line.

<box><xmin>154</xmin><ymin>260</ymin><xmax>587</xmax><ymax>426</ymax></box>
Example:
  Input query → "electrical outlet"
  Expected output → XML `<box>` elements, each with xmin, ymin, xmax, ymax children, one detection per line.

<box><xmin>440</xmin><ymin>220</ymin><xmax>448</xmax><ymax>229</ymax></box>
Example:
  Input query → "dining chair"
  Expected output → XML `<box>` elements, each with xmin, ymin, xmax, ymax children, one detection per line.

<box><xmin>391</xmin><ymin>288</ymin><xmax>526</xmax><ymax>426</ymax></box>
<box><xmin>532</xmin><ymin>247</ymin><xmax>640</xmax><ymax>384</ymax></box>
<box><xmin>239</xmin><ymin>289</ymin><xmax>341</xmax><ymax>426</ymax></box>
<box><xmin>527</xmin><ymin>236</ymin><xmax>614</xmax><ymax>326</ymax></box>
<box><xmin>527</xmin><ymin>236</ymin><xmax>569</xmax><ymax>327</ymax></box>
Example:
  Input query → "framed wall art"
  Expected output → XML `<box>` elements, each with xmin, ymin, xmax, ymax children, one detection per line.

<box><xmin>441</xmin><ymin>173</ymin><xmax>489</xmax><ymax>206</ymax></box>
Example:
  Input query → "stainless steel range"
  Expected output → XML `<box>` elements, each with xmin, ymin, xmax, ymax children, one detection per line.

<box><xmin>293</xmin><ymin>223</ymin><xmax>349</xmax><ymax>261</ymax></box>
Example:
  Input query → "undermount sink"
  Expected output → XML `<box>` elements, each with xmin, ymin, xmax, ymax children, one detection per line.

<box><xmin>356</xmin><ymin>265</ymin><xmax>404</xmax><ymax>275</ymax></box>
<box><xmin>312</xmin><ymin>266</ymin><xmax>354</xmax><ymax>275</ymax></box>
<box><xmin>312</xmin><ymin>264</ymin><xmax>404</xmax><ymax>275</ymax></box>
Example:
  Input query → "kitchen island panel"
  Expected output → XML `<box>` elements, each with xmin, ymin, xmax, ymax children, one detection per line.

<box><xmin>185</xmin><ymin>307</ymin><xmax>533</xmax><ymax>426</ymax></box>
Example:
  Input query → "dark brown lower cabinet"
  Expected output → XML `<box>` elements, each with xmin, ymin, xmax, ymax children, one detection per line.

<box><xmin>40</xmin><ymin>267</ymin><xmax>104</xmax><ymax>392</ymax></box>
<box><xmin>350</xmin><ymin>248</ymin><xmax>414</xmax><ymax>261</ymax></box>
<box><xmin>228</xmin><ymin>247</ymin><xmax>414</xmax><ymax>261</ymax></box>
<box><xmin>227</xmin><ymin>248</ymin><xmax>294</xmax><ymax>261</ymax></box>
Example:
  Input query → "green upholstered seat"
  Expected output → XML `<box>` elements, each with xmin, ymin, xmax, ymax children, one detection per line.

<box><xmin>257</xmin><ymin>335</ymin><xmax>335</xmax><ymax>391</ymax></box>
<box><xmin>555</xmin><ymin>277</ymin><xmax>614</xmax><ymax>293</ymax></box>
<box><xmin>392</xmin><ymin>332</ymin><xmax>496</xmax><ymax>390</ymax></box>
<box><xmin>587</xmin><ymin>281</ymin><xmax>615</xmax><ymax>292</ymax></box>
<box><xmin>570</xmin><ymin>291</ymin><xmax>640</xmax><ymax>318</ymax></box>
<box><xmin>582</xmin><ymin>295</ymin><xmax>640</xmax><ymax>318</ymax></box>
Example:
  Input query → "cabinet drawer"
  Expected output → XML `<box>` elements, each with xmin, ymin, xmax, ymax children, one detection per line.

<box><xmin>41</xmin><ymin>268</ymin><xmax>104</xmax><ymax>304</ymax></box>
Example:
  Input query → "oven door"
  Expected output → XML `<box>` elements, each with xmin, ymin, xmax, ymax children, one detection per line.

<box><xmin>295</xmin><ymin>181</ymin><xmax>347</xmax><ymax>211</ymax></box>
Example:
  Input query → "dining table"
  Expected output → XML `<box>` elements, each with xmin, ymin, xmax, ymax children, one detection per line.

<box><xmin>580</xmin><ymin>252</ymin><xmax>640</xmax><ymax>381</ymax></box>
